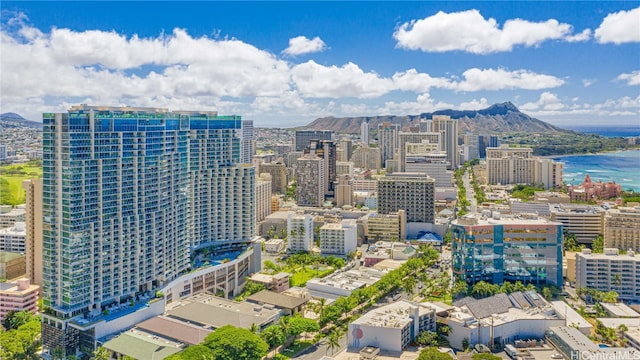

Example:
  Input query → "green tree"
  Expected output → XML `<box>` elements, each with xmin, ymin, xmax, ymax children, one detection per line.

<box><xmin>203</xmin><ymin>325</ymin><xmax>269</xmax><ymax>360</ymax></box>
<box><xmin>0</xmin><ymin>317</ymin><xmax>41</xmax><ymax>359</ymax></box>
<box><xmin>592</xmin><ymin>234</ymin><xmax>604</xmax><ymax>253</ymax></box>
<box><xmin>542</xmin><ymin>287</ymin><xmax>553</xmax><ymax>301</ymax></box>
<box><xmin>452</xmin><ymin>280</ymin><xmax>468</xmax><ymax>298</ymax></box>
<box><xmin>327</xmin><ymin>327</ymin><xmax>344</xmax><ymax>356</ymax></box>
<box><xmin>261</xmin><ymin>325</ymin><xmax>286</xmax><ymax>356</ymax></box>
<box><xmin>287</xmin><ymin>316</ymin><xmax>319</xmax><ymax>343</ymax></box>
<box><xmin>2</xmin><ymin>310</ymin><xmax>35</xmax><ymax>330</ymax></box>
<box><xmin>165</xmin><ymin>345</ymin><xmax>214</xmax><ymax>360</ymax></box>
<box><xmin>472</xmin><ymin>354</ymin><xmax>502</xmax><ymax>360</ymax></box>
<box><xmin>91</xmin><ymin>347</ymin><xmax>111</xmax><ymax>360</ymax></box>
<box><xmin>416</xmin><ymin>331</ymin><xmax>439</xmax><ymax>347</ymax></box>
<box><xmin>417</xmin><ymin>347</ymin><xmax>453</xmax><ymax>360</ymax></box>
<box><xmin>402</xmin><ymin>275</ymin><xmax>417</xmax><ymax>296</ymax></box>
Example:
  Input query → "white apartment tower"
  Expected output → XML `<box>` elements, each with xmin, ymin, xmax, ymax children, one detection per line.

<box><xmin>256</xmin><ymin>173</ymin><xmax>273</xmax><ymax>223</ymax></box>
<box><xmin>287</xmin><ymin>213</ymin><xmax>314</xmax><ymax>252</ymax></box>
<box><xmin>320</xmin><ymin>220</ymin><xmax>357</xmax><ymax>256</ymax></box>
<box><xmin>575</xmin><ymin>248</ymin><xmax>640</xmax><ymax>300</ymax></box>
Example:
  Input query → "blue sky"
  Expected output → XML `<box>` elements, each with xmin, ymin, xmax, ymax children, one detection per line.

<box><xmin>1</xmin><ymin>1</ymin><xmax>638</xmax><ymax>128</ymax></box>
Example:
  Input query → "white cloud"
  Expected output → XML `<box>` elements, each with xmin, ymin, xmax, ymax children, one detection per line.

<box><xmin>391</xmin><ymin>69</ymin><xmax>454</xmax><ymax>92</ymax></box>
<box><xmin>617</xmin><ymin>71</ymin><xmax>640</xmax><ymax>86</ymax></box>
<box><xmin>520</xmin><ymin>92</ymin><xmax>566</xmax><ymax>111</ymax></box>
<box><xmin>393</xmin><ymin>9</ymin><xmax>583</xmax><ymax>54</ymax></box>
<box><xmin>283</xmin><ymin>36</ymin><xmax>327</xmax><ymax>56</ymax></box>
<box><xmin>458</xmin><ymin>98</ymin><xmax>490</xmax><ymax>110</ymax></box>
<box><xmin>291</xmin><ymin>61</ymin><xmax>394</xmax><ymax>98</ymax></box>
<box><xmin>582</xmin><ymin>79</ymin><xmax>595</xmax><ymax>87</ymax></box>
<box><xmin>595</xmin><ymin>7</ymin><xmax>640</xmax><ymax>44</ymax></box>
<box><xmin>454</xmin><ymin>68</ymin><xmax>565</xmax><ymax>92</ymax></box>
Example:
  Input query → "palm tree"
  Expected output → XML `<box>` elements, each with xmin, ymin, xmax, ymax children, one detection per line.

<box><xmin>327</xmin><ymin>327</ymin><xmax>344</xmax><ymax>355</ymax></box>
<box><xmin>316</xmin><ymin>297</ymin><xmax>327</xmax><ymax>320</ymax></box>
<box><xmin>279</xmin><ymin>317</ymin><xmax>291</xmax><ymax>347</ymax></box>
<box><xmin>249</xmin><ymin>323</ymin><xmax>259</xmax><ymax>334</ymax></box>
<box><xmin>618</xmin><ymin>324</ymin><xmax>628</xmax><ymax>341</ymax></box>
<box><xmin>91</xmin><ymin>347</ymin><xmax>111</xmax><ymax>360</ymax></box>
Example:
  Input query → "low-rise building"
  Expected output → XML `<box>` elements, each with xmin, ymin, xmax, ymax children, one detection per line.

<box><xmin>246</xmin><ymin>289</ymin><xmax>308</xmax><ymax>316</ymax></box>
<box><xmin>0</xmin><ymin>205</ymin><xmax>26</xmax><ymax>229</ymax></box>
<box><xmin>366</xmin><ymin>212</ymin><xmax>406</xmax><ymax>242</ymax></box>
<box><xmin>348</xmin><ymin>300</ymin><xmax>436</xmax><ymax>352</ymax></box>
<box><xmin>447</xmin><ymin>291</ymin><xmax>564</xmax><ymax>350</ymax></box>
<box><xmin>264</xmin><ymin>238</ymin><xmax>286</xmax><ymax>254</ymax></box>
<box><xmin>575</xmin><ymin>248</ymin><xmax>640</xmax><ymax>301</ymax></box>
<box><xmin>546</xmin><ymin>326</ymin><xmax>637</xmax><ymax>359</ymax></box>
<box><xmin>0</xmin><ymin>278</ymin><xmax>39</xmax><ymax>324</ymax></box>
<box><xmin>0</xmin><ymin>222</ymin><xmax>26</xmax><ymax>253</ymax></box>
<box><xmin>250</xmin><ymin>272</ymin><xmax>290</xmax><ymax>293</ymax></box>
<box><xmin>0</xmin><ymin>251</ymin><xmax>26</xmax><ymax>280</ymax></box>
<box><xmin>306</xmin><ymin>268</ymin><xmax>386</xmax><ymax>300</ymax></box>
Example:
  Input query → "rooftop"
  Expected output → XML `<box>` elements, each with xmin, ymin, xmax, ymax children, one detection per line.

<box><xmin>101</xmin><ymin>330</ymin><xmax>182</xmax><ymax>360</ymax></box>
<box><xmin>600</xmin><ymin>303</ymin><xmax>640</xmax><ymax>318</ymax></box>
<box><xmin>246</xmin><ymin>290</ymin><xmax>308</xmax><ymax>310</ymax></box>
<box><xmin>0</xmin><ymin>251</ymin><xmax>25</xmax><ymax>262</ymax></box>
<box><xmin>453</xmin><ymin>213</ymin><xmax>560</xmax><ymax>226</ymax></box>
<box><xmin>353</xmin><ymin>300</ymin><xmax>435</xmax><ymax>329</ymax></box>
<box><xmin>135</xmin><ymin>315</ymin><xmax>212</xmax><ymax>345</ymax></box>
<box><xmin>165</xmin><ymin>293</ymin><xmax>280</xmax><ymax>329</ymax></box>
<box><xmin>547</xmin><ymin>326</ymin><xmax>599</xmax><ymax>351</ymax></box>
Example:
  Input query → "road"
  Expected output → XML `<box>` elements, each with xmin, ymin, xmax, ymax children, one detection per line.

<box><xmin>463</xmin><ymin>168</ymin><xmax>478</xmax><ymax>214</ymax></box>
<box><xmin>293</xmin><ymin>333</ymin><xmax>348</xmax><ymax>359</ymax></box>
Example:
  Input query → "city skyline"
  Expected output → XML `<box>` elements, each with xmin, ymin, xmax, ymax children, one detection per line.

<box><xmin>1</xmin><ymin>2</ymin><xmax>638</xmax><ymax>128</ymax></box>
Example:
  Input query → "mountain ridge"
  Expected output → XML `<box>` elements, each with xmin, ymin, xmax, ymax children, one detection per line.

<box><xmin>0</xmin><ymin>112</ymin><xmax>42</xmax><ymax>129</ymax></box>
<box><xmin>304</xmin><ymin>102</ymin><xmax>566</xmax><ymax>134</ymax></box>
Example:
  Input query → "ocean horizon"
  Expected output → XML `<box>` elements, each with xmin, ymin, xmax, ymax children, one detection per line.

<box><xmin>561</xmin><ymin>125</ymin><xmax>640</xmax><ymax>138</ymax></box>
<box><xmin>552</xmin><ymin>149</ymin><xmax>640</xmax><ymax>192</ymax></box>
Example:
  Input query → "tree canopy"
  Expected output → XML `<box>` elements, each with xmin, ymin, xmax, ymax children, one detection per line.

<box><xmin>417</xmin><ymin>347</ymin><xmax>453</xmax><ymax>360</ymax></box>
<box><xmin>203</xmin><ymin>325</ymin><xmax>269</xmax><ymax>360</ymax></box>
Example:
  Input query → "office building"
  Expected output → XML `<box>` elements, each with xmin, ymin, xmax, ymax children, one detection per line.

<box><xmin>397</xmin><ymin>131</ymin><xmax>441</xmax><ymax>172</ymax></box>
<box><xmin>0</xmin><ymin>278</ymin><xmax>39</xmax><ymax>324</ymax></box>
<box><xmin>605</xmin><ymin>207</ymin><xmax>640</xmax><ymax>252</ymax></box>
<box><xmin>295</xmin><ymin>154</ymin><xmax>325</xmax><ymax>207</ymax></box>
<box><xmin>260</xmin><ymin>161</ymin><xmax>288</xmax><ymax>194</ymax></box>
<box><xmin>366</xmin><ymin>211</ymin><xmax>406</xmax><ymax>243</ymax></box>
<box><xmin>452</xmin><ymin>214</ymin><xmax>563</xmax><ymax>286</ymax></box>
<box><xmin>320</xmin><ymin>220</ymin><xmax>357</xmax><ymax>256</ymax></box>
<box><xmin>432</xmin><ymin>115</ymin><xmax>459</xmax><ymax>169</ymax></box>
<box><xmin>378</xmin><ymin>122</ymin><xmax>400</xmax><ymax>168</ymax></box>
<box><xmin>550</xmin><ymin>205</ymin><xmax>605</xmax><ymax>245</ymax></box>
<box><xmin>477</xmin><ymin>135</ymin><xmax>487</xmax><ymax>158</ymax></box>
<box><xmin>488</xmin><ymin>135</ymin><xmax>500</xmax><ymax>148</ymax></box>
<box><xmin>378</xmin><ymin>173</ymin><xmax>435</xmax><ymax>223</ymax></box>
<box><xmin>256</xmin><ymin>173</ymin><xmax>272</xmax><ymax>223</ymax></box>
<box><xmin>41</xmin><ymin>105</ymin><xmax>256</xmax><ymax>356</ymax></box>
<box><xmin>274</xmin><ymin>144</ymin><xmax>292</xmax><ymax>160</ymax></box>
<box><xmin>22</xmin><ymin>178</ymin><xmax>43</xmax><ymax>286</ymax></box>
<box><xmin>0</xmin><ymin>222</ymin><xmax>26</xmax><ymax>253</ymax></box>
<box><xmin>351</xmin><ymin>146</ymin><xmax>382</xmax><ymax>170</ymax></box>
<box><xmin>404</xmin><ymin>151</ymin><xmax>452</xmax><ymax>188</ymax></box>
<box><xmin>361</xmin><ymin>121</ymin><xmax>370</xmax><ymax>144</ymax></box>
<box><xmin>575</xmin><ymin>248</ymin><xmax>640</xmax><ymax>300</ymax></box>
<box><xmin>339</xmin><ymin>138</ymin><xmax>353</xmax><ymax>162</ymax></box>
<box><xmin>348</xmin><ymin>300</ymin><xmax>436</xmax><ymax>352</ymax></box>
<box><xmin>463</xmin><ymin>134</ymin><xmax>480</xmax><ymax>161</ymax></box>
<box><xmin>287</xmin><ymin>213</ymin><xmax>314</xmax><ymax>252</ymax></box>
<box><xmin>295</xmin><ymin>130</ymin><xmax>333</xmax><ymax>151</ymax></box>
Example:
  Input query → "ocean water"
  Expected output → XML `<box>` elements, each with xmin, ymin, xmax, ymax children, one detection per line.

<box><xmin>552</xmin><ymin>150</ymin><xmax>640</xmax><ymax>192</ymax></box>
<box><xmin>562</xmin><ymin>125</ymin><xmax>640</xmax><ymax>138</ymax></box>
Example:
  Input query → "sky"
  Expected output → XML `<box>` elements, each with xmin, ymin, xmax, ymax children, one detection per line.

<box><xmin>1</xmin><ymin>1</ymin><xmax>639</xmax><ymax>128</ymax></box>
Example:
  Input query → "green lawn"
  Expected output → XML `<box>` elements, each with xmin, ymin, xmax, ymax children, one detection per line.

<box><xmin>288</xmin><ymin>266</ymin><xmax>334</xmax><ymax>287</ymax></box>
<box><xmin>0</xmin><ymin>162</ymin><xmax>42</xmax><ymax>205</ymax></box>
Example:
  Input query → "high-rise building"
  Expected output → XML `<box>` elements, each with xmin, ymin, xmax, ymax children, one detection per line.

<box><xmin>404</xmin><ymin>152</ymin><xmax>452</xmax><ymax>188</ymax></box>
<box><xmin>378</xmin><ymin>173</ymin><xmax>435</xmax><ymax>223</ymax></box>
<box><xmin>287</xmin><ymin>213</ymin><xmax>314</xmax><ymax>252</ymax></box>
<box><xmin>487</xmin><ymin>145</ymin><xmax>562</xmax><ymax>189</ymax></box>
<box><xmin>339</xmin><ymin>138</ymin><xmax>353</xmax><ymax>162</ymax></box>
<box><xmin>604</xmin><ymin>207</ymin><xmax>640</xmax><ymax>252</ymax></box>
<box><xmin>22</xmin><ymin>179</ymin><xmax>43</xmax><ymax>287</ymax></box>
<box><xmin>260</xmin><ymin>161</ymin><xmax>288</xmax><ymax>194</ymax></box>
<box><xmin>550</xmin><ymin>205</ymin><xmax>605</xmax><ymax>246</ymax></box>
<box><xmin>306</xmin><ymin>139</ymin><xmax>337</xmax><ymax>197</ymax></box>
<box><xmin>361</xmin><ymin>121</ymin><xmax>369</xmax><ymax>145</ymax></box>
<box><xmin>351</xmin><ymin>146</ymin><xmax>381</xmax><ymax>170</ymax></box>
<box><xmin>462</xmin><ymin>134</ymin><xmax>479</xmax><ymax>162</ymax></box>
<box><xmin>378</xmin><ymin>122</ymin><xmax>400</xmax><ymax>169</ymax></box>
<box><xmin>432</xmin><ymin>115</ymin><xmax>459</xmax><ymax>170</ymax></box>
<box><xmin>256</xmin><ymin>174</ymin><xmax>273</xmax><ymax>223</ymax></box>
<box><xmin>41</xmin><ymin>105</ymin><xmax>255</xmax><ymax>355</ymax></box>
<box><xmin>295</xmin><ymin>154</ymin><xmax>325</xmax><ymax>207</ymax></box>
<box><xmin>488</xmin><ymin>135</ymin><xmax>500</xmax><ymax>148</ymax></box>
<box><xmin>477</xmin><ymin>135</ymin><xmax>487</xmax><ymax>158</ymax></box>
<box><xmin>575</xmin><ymin>248</ymin><xmax>640</xmax><ymax>300</ymax></box>
<box><xmin>320</xmin><ymin>220</ymin><xmax>357</xmax><ymax>256</ymax></box>
<box><xmin>397</xmin><ymin>131</ymin><xmax>441</xmax><ymax>172</ymax></box>
<box><xmin>336</xmin><ymin>161</ymin><xmax>354</xmax><ymax>177</ymax></box>
<box><xmin>452</xmin><ymin>215</ymin><xmax>563</xmax><ymax>286</ymax></box>
<box><xmin>239</xmin><ymin>120</ymin><xmax>254</xmax><ymax>164</ymax></box>
<box><xmin>335</xmin><ymin>175</ymin><xmax>353</xmax><ymax>208</ymax></box>
<box><xmin>295</xmin><ymin>130</ymin><xmax>333</xmax><ymax>151</ymax></box>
